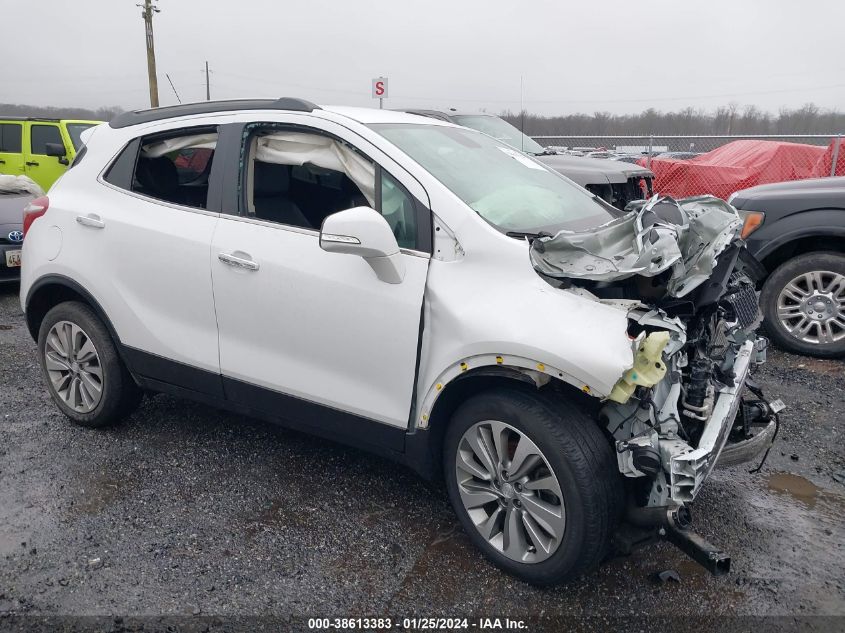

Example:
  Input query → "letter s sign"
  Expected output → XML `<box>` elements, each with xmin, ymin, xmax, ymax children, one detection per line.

<box><xmin>371</xmin><ymin>77</ymin><xmax>389</xmax><ymax>99</ymax></box>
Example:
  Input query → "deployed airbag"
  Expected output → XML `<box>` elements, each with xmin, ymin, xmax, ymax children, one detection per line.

<box><xmin>256</xmin><ymin>132</ymin><xmax>376</xmax><ymax>206</ymax></box>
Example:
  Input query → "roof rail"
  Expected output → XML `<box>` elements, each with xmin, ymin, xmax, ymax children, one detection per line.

<box><xmin>0</xmin><ymin>117</ymin><xmax>63</xmax><ymax>123</ymax></box>
<box><xmin>109</xmin><ymin>97</ymin><xmax>321</xmax><ymax>129</ymax></box>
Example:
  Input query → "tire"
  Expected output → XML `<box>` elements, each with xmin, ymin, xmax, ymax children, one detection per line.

<box><xmin>37</xmin><ymin>301</ymin><xmax>142</xmax><ymax>427</ymax></box>
<box><xmin>443</xmin><ymin>388</ymin><xmax>623</xmax><ymax>585</ymax></box>
<box><xmin>760</xmin><ymin>251</ymin><xmax>845</xmax><ymax>358</ymax></box>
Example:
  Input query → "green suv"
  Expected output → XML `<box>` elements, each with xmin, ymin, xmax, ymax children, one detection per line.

<box><xmin>0</xmin><ymin>118</ymin><xmax>100</xmax><ymax>191</ymax></box>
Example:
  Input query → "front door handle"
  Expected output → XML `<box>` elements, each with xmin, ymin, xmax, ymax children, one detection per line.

<box><xmin>76</xmin><ymin>214</ymin><xmax>105</xmax><ymax>229</ymax></box>
<box><xmin>25</xmin><ymin>161</ymin><xmax>39</xmax><ymax>167</ymax></box>
<box><xmin>218</xmin><ymin>252</ymin><xmax>259</xmax><ymax>271</ymax></box>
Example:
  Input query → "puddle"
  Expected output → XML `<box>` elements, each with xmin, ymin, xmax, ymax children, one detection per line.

<box><xmin>767</xmin><ymin>473</ymin><xmax>820</xmax><ymax>508</ymax></box>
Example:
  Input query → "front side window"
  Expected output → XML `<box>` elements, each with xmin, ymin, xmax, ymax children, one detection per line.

<box><xmin>105</xmin><ymin>127</ymin><xmax>218</xmax><ymax>210</ymax></box>
<box><xmin>372</xmin><ymin>123</ymin><xmax>615</xmax><ymax>235</ymax></box>
<box><xmin>0</xmin><ymin>123</ymin><xmax>22</xmax><ymax>153</ymax></box>
<box><xmin>29</xmin><ymin>124</ymin><xmax>63</xmax><ymax>155</ymax></box>
<box><xmin>242</xmin><ymin>126</ymin><xmax>424</xmax><ymax>249</ymax></box>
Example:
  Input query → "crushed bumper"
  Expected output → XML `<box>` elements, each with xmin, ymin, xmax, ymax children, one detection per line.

<box><xmin>716</xmin><ymin>418</ymin><xmax>776</xmax><ymax>469</ymax></box>
<box><xmin>669</xmin><ymin>339</ymin><xmax>754</xmax><ymax>502</ymax></box>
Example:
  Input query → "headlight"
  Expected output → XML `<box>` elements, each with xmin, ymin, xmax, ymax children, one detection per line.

<box><xmin>738</xmin><ymin>210</ymin><xmax>765</xmax><ymax>239</ymax></box>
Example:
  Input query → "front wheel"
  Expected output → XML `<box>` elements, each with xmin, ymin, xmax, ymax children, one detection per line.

<box><xmin>443</xmin><ymin>388</ymin><xmax>622</xmax><ymax>585</ymax></box>
<box><xmin>761</xmin><ymin>252</ymin><xmax>845</xmax><ymax>358</ymax></box>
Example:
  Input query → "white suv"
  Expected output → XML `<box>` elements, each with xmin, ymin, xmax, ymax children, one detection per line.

<box><xmin>20</xmin><ymin>98</ymin><xmax>778</xmax><ymax>585</ymax></box>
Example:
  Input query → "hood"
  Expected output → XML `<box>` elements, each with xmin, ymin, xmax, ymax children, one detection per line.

<box><xmin>528</xmin><ymin>195</ymin><xmax>742</xmax><ymax>298</ymax></box>
<box><xmin>537</xmin><ymin>154</ymin><xmax>654</xmax><ymax>187</ymax></box>
<box><xmin>732</xmin><ymin>175</ymin><xmax>845</xmax><ymax>202</ymax></box>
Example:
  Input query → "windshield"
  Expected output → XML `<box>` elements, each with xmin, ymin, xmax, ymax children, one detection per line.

<box><xmin>65</xmin><ymin>123</ymin><xmax>96</xmax><ymax>151</ymax></box>
<box><xmin>450</xmin><ymin>114</ymin><xmax>546</xmax><ymax>155</ymax></box>
<box><xmin>371</xmin><ymin>123</ymin><xmax>615</xmax><ymax>234</ymax></box>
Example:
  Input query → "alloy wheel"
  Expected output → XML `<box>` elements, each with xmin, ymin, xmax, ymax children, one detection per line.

<box><xmin>44</xmin><ymin>320</ymin><xmax>104</xmax><ymax>413</ymax></box>
<box><xmin>455</xmin><ymin>420</ymin><xmax>566</xmax><ymax>563</ymax></box>
<box><xmin>776</xmin><ymin>270</ymin><xmax>845</xmax><ymax>345</ymax></box>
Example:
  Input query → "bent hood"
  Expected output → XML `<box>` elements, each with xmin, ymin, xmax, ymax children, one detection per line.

<box><xmin>528</xmin><ymin>195</ymin><xmax>742</xmax><ymax>298</ymax></box>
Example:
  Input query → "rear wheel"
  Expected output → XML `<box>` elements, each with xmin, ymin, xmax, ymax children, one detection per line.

<box><xmin>443</xmin><ymin>388</ymin><xmax>622</xmax><ymax>585</ymax></box>
<box><xmin>761</xmin><ymin>252</ymin><xmax>845</xmax><ymax>358</ymax></box>
<box><xmin>37</xmin><ymin>301</ymin><xmax>142</xmax><ymax>427</ymax></box>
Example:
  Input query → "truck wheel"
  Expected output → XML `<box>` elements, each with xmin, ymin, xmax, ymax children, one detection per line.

<box><xmin>761</xmin><ymin>252</ymin><xmax>845</xmax><ymax>358</ymax></box>
<box><xmin>37</xmin><ymin>301</ymin><xmax>142</xmax><ymax>427</ymax></box>
<box><xmin>443</xmin><ymin>388</ymin><xmax>622</xmax><ymax>585</ymax></box>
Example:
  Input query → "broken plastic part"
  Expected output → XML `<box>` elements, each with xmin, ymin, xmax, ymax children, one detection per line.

<box><xmin>608</xmin><ymin>331</ymin><xmax>670</xmax><ymax>404</ymax></box>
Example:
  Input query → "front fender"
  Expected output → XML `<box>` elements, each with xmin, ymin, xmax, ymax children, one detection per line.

<box><xmin>748</xmin><ymin>208</ymin><xmax>845</xmax><ymax>263</ymax></box>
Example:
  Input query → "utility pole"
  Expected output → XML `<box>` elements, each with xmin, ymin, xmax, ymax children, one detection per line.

<box><xmin>205</xmin><ymin>61</ymin><xmax>211</xmax><ymax>101</ymax></box>
<box><xmin>139</xmin><ymin>0</ymin><xmax>160</xmax><ymax>108</ymax></box>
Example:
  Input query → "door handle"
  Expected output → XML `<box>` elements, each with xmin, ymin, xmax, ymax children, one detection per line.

<box><xmin>25</xmin><ymin>161</ymin><xmax>40</xmax><ymax>167</ymax></box>
<box><xmin>0</xmin><ymin>159</ymin><xmax>5</xmax><ymax>164</ymax></box>
<box><xmin>76</xmin><ymin>214</ymin><xmax>105</xmax><ymax>229</ymax></box>
<box><xmin>218</xmin><ymin>252</ymin><xmax>259</xmax><ymax>271</ymax></box>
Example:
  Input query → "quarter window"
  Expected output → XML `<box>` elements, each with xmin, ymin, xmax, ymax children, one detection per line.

<box><xmin>0</xmin><ymin>123</ymin><xmax>22</xmax><ymax>153</ymax></box>
<box><xmin>30</xmin><ymin>124</ymin><xmax>63</xmax><ymax>155</ymax></box>
<box><xmin>380</xmin><ymin>171</ymin><xmax>417</xmax><ymax>250</ymax></box>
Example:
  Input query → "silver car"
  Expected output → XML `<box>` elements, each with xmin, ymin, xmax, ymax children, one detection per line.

<box><xmin>0</xmin><ymin>175</ymin><xmax>39</xmax><ymax>283</ymax></box>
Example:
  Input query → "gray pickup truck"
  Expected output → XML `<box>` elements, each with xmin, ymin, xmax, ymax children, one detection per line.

<box><xmin>403</xmin><ymin>110</ymin><xmax>654</xmax><ymax>210</ymax></box>
<box><xmin>0</xmin><ymin>175</ymin><xmax>40</xmax><ymax>283</ymax></box>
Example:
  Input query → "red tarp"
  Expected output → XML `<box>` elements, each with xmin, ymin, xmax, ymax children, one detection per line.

<box><xmin>641</xmin><ymin>138</ymin><xmax>845</xmax><ymax>200</ymax></box>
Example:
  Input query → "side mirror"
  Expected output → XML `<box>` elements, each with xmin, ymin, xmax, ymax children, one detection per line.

<box><xmin>44</xmin><ymin>143</ymin><xmax>69</xmax><ymax>165</ymax></box>
<box><xmin>320</xmin><ymin>206</ymin><xmax>405</xmax><ymax>284</ymax></box>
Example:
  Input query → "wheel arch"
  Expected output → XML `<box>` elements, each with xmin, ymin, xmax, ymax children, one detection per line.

<box><xmin>757</xmin><ymin>232</ymin><xmax>845</xmax><ymax>275</ymax></box>
<box><xmin>414</xmin><ymin>358</ymin><xmax>598</xmax><ymax>480</ymax></box>
<box><xmin>25</xmin><ymin>275</ymin><xmax>122</xmax><ymax>349</ymax></box>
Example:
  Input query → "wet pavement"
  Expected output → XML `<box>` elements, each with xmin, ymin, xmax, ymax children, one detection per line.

<box><xmin>1</xmin><ymin>283</ymin><xmax>844</xmax><ymax>631</ymax></box>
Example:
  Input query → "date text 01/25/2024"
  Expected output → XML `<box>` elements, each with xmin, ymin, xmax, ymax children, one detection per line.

<box><xmin>307</xmin><ymin>617</ymin><xmax>528</xmax><ymax>630</ymax></box>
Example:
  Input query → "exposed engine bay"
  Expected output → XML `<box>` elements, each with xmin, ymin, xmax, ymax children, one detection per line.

<box><xmin>529</xmin><ymin>195</ymin><xmax>782</xmax><ymax>570</ymax></box>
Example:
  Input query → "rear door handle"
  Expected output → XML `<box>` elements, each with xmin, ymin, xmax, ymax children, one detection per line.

<box><xmin>25</xmin><ymin>161</ymin><xmax>39</xmax><ymax>167</ymax></box>
<box><xmin>218</xmin><ymin>252</ymin><xmax>259</xmax><ymax>271</ymax></box>
<box><xmin>76</xmin><ymin>214</ymin><xmax>105</xmax><ymax>229</ymax></box>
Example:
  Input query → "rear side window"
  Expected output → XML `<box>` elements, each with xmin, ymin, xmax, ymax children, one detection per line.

<box><xmin>104</xmin><ymin>127</ymin><xmax>218</xmax><ymax>210</ymax></box>
<box><xmin>30</xmin><ymin>124</ymin><xmax>63</xmax><ymax>155</ymax></box>
<box><xmin>0</xmin><ymin>123</ymin><xmax>23</xmax><ymax>153</ymax></box>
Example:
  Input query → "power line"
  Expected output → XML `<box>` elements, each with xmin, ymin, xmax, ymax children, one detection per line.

<box><xmin>166</xmin><ymin>73</ymin><xmax>182</xmax><ymax>104</ymax></box>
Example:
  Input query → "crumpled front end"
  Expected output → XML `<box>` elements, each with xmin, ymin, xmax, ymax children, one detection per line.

<box><xmin>529</xmin><ymin>196</ymin><xmax>780</xmax><ymax>510</ymax></box>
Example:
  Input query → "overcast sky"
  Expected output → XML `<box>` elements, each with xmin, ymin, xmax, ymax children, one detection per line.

<box><xmin>3</xmin><ymin>0</ymin><xmax>844</xmax><ymax>116</ymax></box>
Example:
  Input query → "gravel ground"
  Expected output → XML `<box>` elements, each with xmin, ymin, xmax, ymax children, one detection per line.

<box><xmin>1</xmin><ymin>282</ymin><xmax>844</xmax><ymax>631</ymax></box>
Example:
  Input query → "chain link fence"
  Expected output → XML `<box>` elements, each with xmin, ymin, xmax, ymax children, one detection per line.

<box><xmin>530</xmin><ymin>134</ymin><xmax>844</xmax><ymax>200</ymax></box>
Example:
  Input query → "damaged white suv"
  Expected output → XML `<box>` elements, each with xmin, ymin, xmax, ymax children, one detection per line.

<box><xmin>20</xmin><ymin>98</ymin><xmax>779</xmax><ymax>585</ymax></box>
